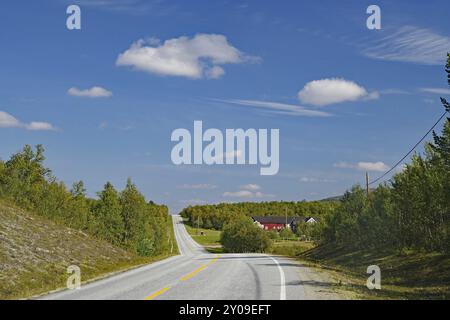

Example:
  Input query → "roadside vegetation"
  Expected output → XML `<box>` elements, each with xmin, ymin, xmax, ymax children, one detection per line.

<box><xmin>0</xmin><ymin>146</ymin><xmax>175</xmax><ymax>258</ymax></box>
<box><xmin>0</xmin><ymin>146</ymin><xmax>178</xmax><ymax>298</ymax></box>
<box><xmin>0</xmin><ymin>201</ymin><xmax>176</xmax><ymax>299</ymax></box>
<box><xmin>299</xmin><ymin>245</ymin><xmax>449</xmax><ymax>299</ymax></box>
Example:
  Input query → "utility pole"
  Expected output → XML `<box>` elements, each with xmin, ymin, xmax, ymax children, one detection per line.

<box><xmin>197</xmin><ymin>215</ymin><xmax>200</xmax><ymax>235</ymax></box>
<box><xmin>366</xmin><ymin>172</ymin><xmax>370</xmax><ymax>197</ymax></box>
<box><xmin>285</xmin><ymin>207</ymin><xmax>288</xmax><ymax>228</ymax></box>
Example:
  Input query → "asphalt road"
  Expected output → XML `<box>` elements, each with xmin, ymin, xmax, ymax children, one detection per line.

<box><xmin>41</xmin><ymin>215</ymin><xmax>338</xmax><ymax>300</ymax></box>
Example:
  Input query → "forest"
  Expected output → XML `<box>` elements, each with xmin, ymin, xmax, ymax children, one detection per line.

<box><xmin>0</xmin><ymin>146</ymin><xmax>174</xmax><ymax>257</ymax></box>
<box><xmin>180</xmin><ymin>200</ymin><xmax>338</xmax><ymax>230</ymax></box>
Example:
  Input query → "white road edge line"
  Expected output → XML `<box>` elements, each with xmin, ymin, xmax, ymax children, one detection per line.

<box><xmin>268</xmin><ymin>256</ymin><xmax>286</xmax><ymax>300</ymax></box>
<box><xmin>172</xmin><ymin>216</ymin><xmax>184</xmax><ymax>256</ymax></box>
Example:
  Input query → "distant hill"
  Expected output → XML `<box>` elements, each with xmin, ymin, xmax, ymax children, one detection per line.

<box><xmin>319</xmin><ymin>195</ymin><xmax>343</xmax><ymax>202</ymax></box>
<box><xmin>0</xmin><ymin>201</ymin><xmax>157</xmax><ymax>299</ymax></box>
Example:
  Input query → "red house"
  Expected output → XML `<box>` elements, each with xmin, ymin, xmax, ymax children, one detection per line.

<box><xmin>252</xmin><ymin>216</ymin><xmax>316</xmax><ymax>231</ymax></box>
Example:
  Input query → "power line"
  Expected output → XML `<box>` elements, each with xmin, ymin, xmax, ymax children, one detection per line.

<box><xmin>369</xmin><ymin>111</ymin><xmax>449</xmax><ymax>186</ymax></box>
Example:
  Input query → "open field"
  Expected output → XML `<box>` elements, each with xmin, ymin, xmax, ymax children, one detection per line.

<box><xmin>184</xmin><ymin>223</ymin><xmax>222</xmax><ymax>247</ymax></box>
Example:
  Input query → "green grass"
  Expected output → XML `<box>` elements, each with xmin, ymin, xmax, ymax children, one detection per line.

<box><xmin>296</xmin><ymin>244</ymin><xmax>450</xmax><ymax>300</ymax></box>
<box><xmin>262</xmin><ymin>236</ymin><xmax>450</xmax><ymax>300</ymax></box>
<box><xmin>268</xmin><ymin>240</ymin><xmax>316</xmax><ymax>256</ymax></box>
<box><xmin>184</xmin><ymin>224</ymin><xmax>222</xmax><ymax>246</ymax></box>
<box><xmin>0</xmin><ymin>201</ymin><xmax>177</xmax><ymax>300</ymax></box>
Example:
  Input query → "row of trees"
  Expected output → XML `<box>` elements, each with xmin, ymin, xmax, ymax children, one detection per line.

<box><xmin>0</xmin><ymin>146</ymin><xmax>173</xmax><ymax>256</ymax></box>
<box><xmin>315</xmin><ymin>54</ymin><xmax>450</xmax><ymax>253</ymax></box>
<box><xmin>180</xmin><ymin>201</ymin><xmax>338</xmax><ymax>230</ymax></box>
<box><xmin>320</xmin><ymin>120</ymin><xmax>449</xmax><ymax>252</ymax></box>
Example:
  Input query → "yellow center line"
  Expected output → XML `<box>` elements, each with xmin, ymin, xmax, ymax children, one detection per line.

<box><xmin>180</xmin><ymin>254</ymin><xmax>220</xmax><ymax>281</ymax></box>
<box><xmin>145</xmin><ymin>255</ymin><xmax>220</xmax><ymax>300</ymax></box>
<box><xmin>145</xmin><ymin>287</ymin><xmax>170</xmax><ymax>300</ymax></box>
<box><xmin>180</xmin><ymin>265</ymin><xmax>207</xmax><ymax>281</ymax></box>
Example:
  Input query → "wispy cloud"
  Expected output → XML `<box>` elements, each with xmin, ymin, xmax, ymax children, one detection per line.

<box><xmin>68</xmin><ymin>86</ymin><xmax>112</xmax><ymax>98</ymax></box>
<box><xmin>98</xmin><ymin>121</ymin><xmax>134</xmax><ymax>131</ymax></box>
<box><xmin>223</xmin><ymin>190</ymin><xmax>265</xmax><ymax>198</ymax></box>
<box><xmin>362</xmin><ymin>26</ymin><xmax>450</xmax><ymax>65</ymax></box>
<box><xmin>179</xmin><ymin>199</ymin><xmax>207</xmax><ymax>205</ymax></box>
<box><xmin>0</xmin><ymin>111</ymin><xmax>56</xmax><ymax>131</ymax></box>
<box><xmin>240</xmin><ymin>184</ymin><xmax>261</xmax><ymax>191</ymax></box>
<box><xmin>64</xmin><ymin>0</ymin><xmax>173</xmax><ymax>15</ymax></box>
<box><xmin>177</xmin><ymin>184</ymin><xmax>218</xmax><ymax>190</ymax></box>
<box><xmin>378</xmin><ymin>89</ymin><xmax>411</xmax><ymax>95</ymax></box>
<box><xmin>334</xmin><ymin>161</ymin><xmax>390</xmax><ymax>172</ymax></box>
<box><xmin>214</xmin><ymin>99</ymin><xmax>331</xmax><ymax>117</ymax></box>
<box><xmin>420</xmin><ymin>88</ymin><xmax>450</xmax><ymax>95</ymax></box>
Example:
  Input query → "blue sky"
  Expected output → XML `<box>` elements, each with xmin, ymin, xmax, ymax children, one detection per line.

<box><xmin>1</xmin><ymin>0</ymin><xmax>449</xmax><ymax>213</ymax></box>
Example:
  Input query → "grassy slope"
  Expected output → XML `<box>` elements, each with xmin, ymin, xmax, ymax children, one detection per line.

<box><xmin>297</xmin><ymin>244</ymin><xmax>450</xmax><ymax>300</ymax></box>
<box><xmin>268</xmin><ymin>240</ymin><xmax>315</xmax><ymax>256</ymax></box>
<box><xmin>0</xmin><ymin>201</ymin><xmax>177</xmax><ymax>299</ymax></box>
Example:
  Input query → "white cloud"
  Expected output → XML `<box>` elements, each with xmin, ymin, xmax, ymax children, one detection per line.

<box><xmin>298</xmin><ymin>78</ymin><xmax>378</xmax><ymax>106</ymax></box>
<box><xmin>116</xmin><ymin>34</ymin><xmax>259</xmax><ymax>79</ymax></box>
<box><xmin>357</xmin><ymin>162</ymin><xmax>390</xmax><ymax>172</ymax></box>
<box><xmin>0</xmin><ymin>111</ymin><xmax>21</xmax><ymax>128</ymax></box>
<box><xmin>362</xmin><ymin>26</ymin><xmax>450</xmax><ymax>65</ymax></box>
<box><xmin>68</xmin><ymin>86</ymin><xmax>112</xmax><ymax>98</ymax></box>
<box><xmin>420</xmin><ymin>88</ymin><xmax>450</xmax><ymax>95</ymax></box>
<box><xmin>0</xmin><ymin>111</ymin><xmax>56</xmax><ymax>131</ymax></box>
<box><xmin>223</xmin><ymin>190</ymin><xmax>255</xmax><ymax>198</ymax></box>
<box><xmin>215</xmin><ymin>99</ymin><xmax>331</xmax><ymax>117</ymax></box>
<box><xmin>205</xmin><ymin>66</ymin><xmax>225</xmax><ymax>79</ymax></box>
<box><xmin>334</xmin><ymin>161</ymin><xmax>390</xmax><ymax>172</ymax></box>
<box><xmin>223</xmin><ymin>184</ymin><xmax>273</xmax><ymax>198</ymax></box>
<box><xmin>223</xmin><ymin>190</ymin><xmax>271</xmax><ymax>198</ymax></box>
<box><xmin>299</xmin><ymin>177</ymin><xmax>335</xmax><ymax>183</ymax></box>
<box><xmin>177</xmin><ymin>184</ymin><xmax>218</xmax><ymax>190</ymax></box>
<box><xmin>25</xmin><ymin>122</ymin><xmax>56</xmax><ymax>131</ymax></box>
<box><xmin>240</xmin><ymin>184</ymin><xmax>261</xmax><ymax>191</ymax></box>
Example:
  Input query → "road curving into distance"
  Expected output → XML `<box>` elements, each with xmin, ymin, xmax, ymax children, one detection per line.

<box><xmin>41</xmin><ymin>215</ymin><xmax>339</xmax><ymax>300</ymax></box>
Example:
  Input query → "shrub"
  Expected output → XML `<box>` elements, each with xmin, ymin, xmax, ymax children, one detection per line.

<box><xmin>221</xmin><ymin>218</ymin><xmax>272</xmax><ymax>253</ymax></box>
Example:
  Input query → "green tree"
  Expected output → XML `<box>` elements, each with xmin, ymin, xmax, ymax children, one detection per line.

<box><xmin>95</xmin><ymin>182</ymin><xmax>125</xmax><ymax>245</ymax></box>
<box><xmin>221</xmin><ymin>218</ymin><xmax>272</xmax><ymax>253</ymax></box>
<box><xmin>120</xmin><ymin>178</ymin><xmax>153</xmax><ymax>254</ymax></box>
<box><xmin>279</xmin><ymin>227</ymin><xmax>295</xmax><ymax>240</ymax></box>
